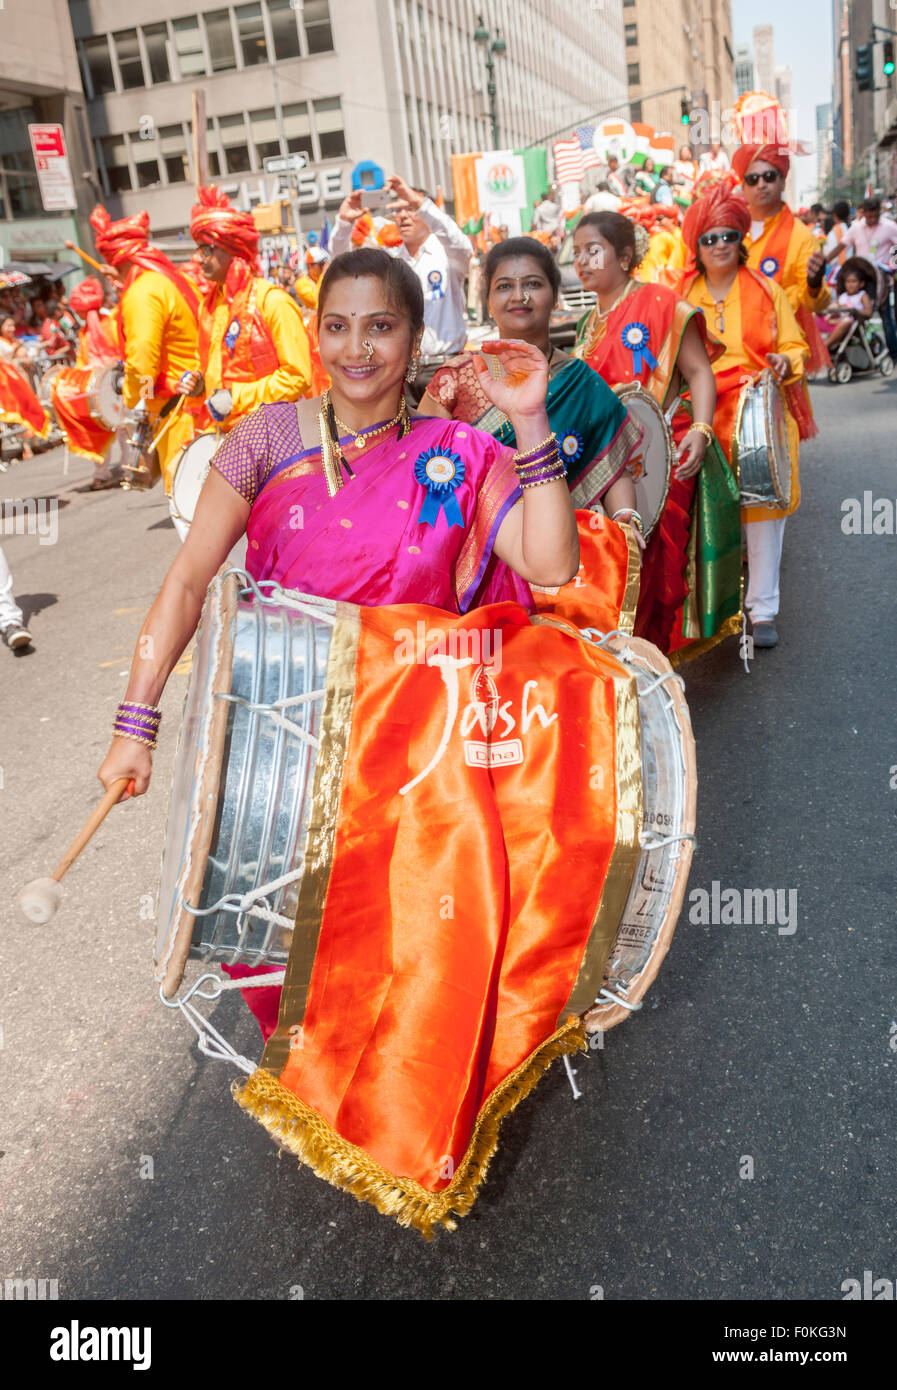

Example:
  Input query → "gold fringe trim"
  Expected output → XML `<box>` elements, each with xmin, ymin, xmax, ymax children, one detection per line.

<box><xmin>668</xmin><ymin>611</ymin><xmax>742</xmax><ymax>667</ymax></box>
<box><xmin>231</xmin><ymin>1016</ymin><xmax>588</xmax><ymax>1239</ymax></box>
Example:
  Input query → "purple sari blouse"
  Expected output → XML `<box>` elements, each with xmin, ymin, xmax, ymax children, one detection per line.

<box><xmin>210</xmin><ymin>401</ymin><xmax>532</xmax><ymax>612</ymax></box>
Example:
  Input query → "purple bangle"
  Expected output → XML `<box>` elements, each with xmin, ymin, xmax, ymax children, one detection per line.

<box><xmin>515</xmin><ymin>443</ymin><xmax>558</xmax><ymax>469</ymax></box>
<box><xmin>114</xmin><ymin>722</ymin><xmax>158</xmax><ymax>745</ymax></box>
<box><xmin>519</xmin><ymin>465</ymin><xmax>566</xmax><ymax>489</ymax></box>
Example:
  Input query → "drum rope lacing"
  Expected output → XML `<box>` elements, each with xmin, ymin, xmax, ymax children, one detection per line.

<box><xmin>159</xmin><ymin>973</ymin><xmax>284</xmax><ymax>1074</ymax></box>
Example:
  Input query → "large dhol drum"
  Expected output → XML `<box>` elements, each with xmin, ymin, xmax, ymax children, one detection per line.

<box><xmin>732</xmin><ymin>368</ymin><xmax>793</xmax><ymax>509</ymax></box>
<box><xmin>155</xmin><ymin>573</ymin><xmax>334</xmax><ymax>999</ymax></box>
<box><xmin>611</xmin><ymin>382</ymin><xmax>673</xmax><ymax>539</ymax></box>
<box><xmin>169</xmin><ymin>431</ymin><xmax>220</xmax><ymax>529</ymax></box>
<box><xmin>87</xmin><ymin>362</ymin><xmax>126</xmax><ymax>430</ymax></box>
<box><xmin>156</xmin><ymin>574</ymin><xmax>696</xmax><ymax>1032</ymax></box>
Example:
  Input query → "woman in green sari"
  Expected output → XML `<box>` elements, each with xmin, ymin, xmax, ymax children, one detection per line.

<box><xmin>418</xmin><ymin>236</ymin><xmax>646</xmax><ymax>556</ymax></box>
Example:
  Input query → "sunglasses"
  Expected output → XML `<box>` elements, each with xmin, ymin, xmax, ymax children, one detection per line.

<box><xmin>698</xmin><ymin>230</ymin><xmax>742</xmax><ymax>247</ymax></box>
<box><xmin>744</xmin><ymin>170</ymin><xmax>781</xmax><ymax>187</ymax></box>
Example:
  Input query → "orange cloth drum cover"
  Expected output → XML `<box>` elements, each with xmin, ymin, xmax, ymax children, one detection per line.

<box><xmin>233</xmin><ymin>597</ymin><xmax>643</xmax><ymax>1237</ymax></box>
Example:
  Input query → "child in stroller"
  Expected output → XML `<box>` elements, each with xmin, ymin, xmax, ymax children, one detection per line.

<box><xmin>822</xmin><ymin>256</ymin><xmax>895</xmax><ymax>382</ymax></box>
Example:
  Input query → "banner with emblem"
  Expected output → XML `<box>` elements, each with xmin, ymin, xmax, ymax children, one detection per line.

<box><xmin>451</xmin><ymin>148</ymin><xmax>548</xmax><ymax>240</ymax></box>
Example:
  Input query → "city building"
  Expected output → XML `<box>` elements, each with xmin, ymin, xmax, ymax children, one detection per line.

<box><xmin>0</xmin><ymin>0</ymin><xmax>98</xmax><ymax>267</ymax></box>
<box><xmin>752</xmin><ymin>23</ymin><xmax>775</xmax><ymax>96</ymax></box>
<box><xmin>624</xmin><ymin>0</ymin><xmax>734</xmax><ymax>143</ymax></box>
<box><xmin>774</xmin><ymin>64</ymin><xmax>792</xmax><ymax>116</ymax></box>
<box><xmin>735</xmin><ymin>43</ymin><xmax>754</xmax><ymax>97</ymax></box>
<box><xmin>831</xmin><ymin>0</ymin><xmax>897</xmax><ymax>194</ymax></box>
<box><xmin>816</xmin><ymin>101</ymin><xmax>833</xmax><ymax>194</ymax></box>
<box><xmin>67</xmin><ymin>0</ymin><xmax>628</xmax><ymax>241</ymax></box>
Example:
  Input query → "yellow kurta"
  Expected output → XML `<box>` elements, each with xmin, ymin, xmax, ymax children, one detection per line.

<box><xmin>686</xmin><ymin>272</ymin><xmax>808</xmax><ymax>522</ymax></box>
<box><xmin>745</xmin><ymin>208</ymin><xmax>832</xmax><ymax>315</ymax></box>
<box><xmin>638</xmin><ymin>227</ymin><xmax>687</xmax><ymax>285</ymax></box>
<box><xmin>120</xmin><ymin>270</ymin><xmax>199</xmax><ymax>489</ymax></box>
<box><xmin>292</xmin><ymin>274</ymin><xmax>319</xmax><ymax>310</ymax></box>
<box><xmin>202</xmin><ymin>278</ymin><xmax>312</xmax><ymax>420</ymax></box>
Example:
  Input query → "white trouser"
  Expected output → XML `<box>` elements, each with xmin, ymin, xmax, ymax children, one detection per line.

<box><xmin>745</xmin><ymin>517</ymin><xmax>786</xmax><ymax>624</ymax></box>
<box><xmin>0</xmin><ymin>545</ymin><xmax>24</xmax><ymax>630</ymax></box>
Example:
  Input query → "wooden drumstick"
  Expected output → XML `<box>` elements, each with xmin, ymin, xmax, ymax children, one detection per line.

<box><xmin>16</xmin><ymin>776</ymin><xmax>134</xmax><ymax>925</ymax></box>
<box><xmin>149</xmin><ymin>395</ymin><xmax>186</xmax><ymax>457</ymax></box>
<box><xmin>64</xmin><ymin>239</ymin><xmax>111</xmax><ymax>277</ymax></box>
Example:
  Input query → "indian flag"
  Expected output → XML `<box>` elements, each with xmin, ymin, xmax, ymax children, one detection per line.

<box><xmin>628</xmin><ymin>124</ymin><xmax>653</xmax><ymax>167</ymax></box>
<box><xmin>648</xmin><ymin>133</ymin><xmax>675</xmax><ymax>167</ymax></box>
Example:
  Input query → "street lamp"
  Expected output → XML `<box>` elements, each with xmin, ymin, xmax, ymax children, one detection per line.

<box><xmin>474</xmin><ymin>14</ymin><xmax>506</xmax><ymax>150</ymax></box>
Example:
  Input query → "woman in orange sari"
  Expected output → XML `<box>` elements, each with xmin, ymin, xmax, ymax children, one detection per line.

<box><xmin>572</xmin><ymin>212</ymin><xmax>741</xmax><ymax>657</ymax></box>
<box><xmin>676</xmin><ymin>184</ymin><xmax>810</xmax><ymax>649</ymax></box>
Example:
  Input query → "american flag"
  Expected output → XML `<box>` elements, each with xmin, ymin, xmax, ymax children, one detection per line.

<box><xmin>553</xmin><ymin>136</ymin><xmax>584</xmax><ymax>185</ymax></box>
<box><xmin>553</xmin><ymin>126</ymin><xmax>601</xmax><ymax>185</ymax></box>
<box><xmin>574</xmin><ymin>124</ymin><xmax>601</xmax><ymax>170</ymax></box>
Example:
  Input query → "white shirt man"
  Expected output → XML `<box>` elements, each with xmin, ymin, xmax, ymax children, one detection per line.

<box><xmin>699</xmin><ymin>144</ymin><xmax>730</xmax><ymax>174</ymax></box>
<box><xmin>332</xmin><ymin>178</ymin><xmax>471</xmax><ymax>357</ymax></box>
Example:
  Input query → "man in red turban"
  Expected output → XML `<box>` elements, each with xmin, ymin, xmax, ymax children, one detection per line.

<box><xmin>178</xmin><ymin>186</ymin><xmax>311</xmax><ymax>449</ymax></box>
<box><xmin>89</xmin><ymin>205</ymin><xmax>200</xmax><ymax>491</ymax></box>
<box><xmin>731</xmin><ymin>145</ymin><xmax>830</xmax><ymax>322</ymax></box>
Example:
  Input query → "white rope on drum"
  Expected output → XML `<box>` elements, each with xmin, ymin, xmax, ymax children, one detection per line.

<box><xmin>182</xmin><ymin>862</ymin><xmax>305</xmax><ymax>932</ymax></box>
<box><xmin>214</xmin><ymin>690</ymin><xmax>324</xmax><ymax>748</ymax></box>
<box><xmin>160</xmin><ymin>971</ymin><xmax>285</xmax><ymax>1074</ymax></box>
<box><xmin>562</xmin><ymin>1053</ymin><xmax>583</xmax><ymax>1101</ymax></box>
<box><xmin>639</xmin><ymin>830</ymin><xmax>697</xmax><ymax>852</ymax></box>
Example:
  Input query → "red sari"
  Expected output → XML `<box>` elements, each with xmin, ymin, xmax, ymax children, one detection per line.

<box><xmin>574</xmin><ymin>280</ymin><xmax>723</xmax><ymax>651</ymax></box>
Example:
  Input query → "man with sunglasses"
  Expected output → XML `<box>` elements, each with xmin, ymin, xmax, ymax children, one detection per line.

<box><xmin>178</xmin><ymin>187</ymin><xmax>312</xmax><ymax>437</ymax></box>
<box><xmin>733</xmin><ymin>144</ymin><xmax>831</xmax><ymax>324</ymax></box>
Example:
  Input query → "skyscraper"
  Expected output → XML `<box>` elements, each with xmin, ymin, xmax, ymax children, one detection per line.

<box><xmin>753</xmin><ymin>24</ymin><xmax>775</xmax><ymax>96</ymax></box>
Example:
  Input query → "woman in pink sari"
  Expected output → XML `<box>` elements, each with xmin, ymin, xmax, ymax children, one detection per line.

<box><xmin>97</xmin><ymin>248</ymin><xmax>579</xmax><ymax>1034</ymax></box>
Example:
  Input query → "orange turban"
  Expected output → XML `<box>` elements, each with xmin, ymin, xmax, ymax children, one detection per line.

<box><xmin>68</xmin><ymin>277</ymin><xmax>105</xmax><ymax>315</ymax></box>
<box><xmin>731</xmin><ymin>144</ymin><xmax>790</xmax><ymax>182</ymax></box>
<box><xmin>189</xmin><ymin>185</ymin><xmax>260</xmax><ymax>265</ymax></box>
<box><xmin>681</xmin><ymin>181</ymin><xmax>750</xmax><ymax>255</ymax></box>
<box><xmin>89</xmin><ymin>206</ymin><xmax>150</xmax><ymax>266</ymax></box>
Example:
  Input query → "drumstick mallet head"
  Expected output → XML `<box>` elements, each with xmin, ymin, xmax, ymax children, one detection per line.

<box><xmin>16</xmin><ymin>777</ymin><xmax>134</xmax><ymax>925</ymax></box>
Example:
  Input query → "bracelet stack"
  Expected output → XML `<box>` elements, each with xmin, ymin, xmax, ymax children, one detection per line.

<box><xmin>114</xmin><ymin>701</ymin><xmax>162</xmax><ymax>750</ymax></box>
<box><xmin>688</xmin><ymin>421</ymin><xmax>715</xmax><ymax>445</ymax></box>
<box><xmin>513</xmin><ymin>432</ymin><xmax>566</xmax><ymax>490</ymax></box>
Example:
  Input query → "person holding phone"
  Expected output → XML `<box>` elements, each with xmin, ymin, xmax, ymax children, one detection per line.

<box><xmin>331</xmin><ymin>174</ymin><xmax>471</xmax><ymax>399</ymax></box>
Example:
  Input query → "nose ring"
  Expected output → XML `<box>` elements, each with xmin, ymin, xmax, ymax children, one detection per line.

<box><xmin>522</xmin><ymin>292</ymin><xmax>532</xmax><ymax>305</ymax></box>
<box><xmin>362</xmin><ymin>339</ymin><xmax>374</xmax><ymax>361</ymax></box>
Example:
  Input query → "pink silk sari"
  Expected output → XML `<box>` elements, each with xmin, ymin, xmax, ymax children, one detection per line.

<box><xmin>213</xmin><ymin>404</ymin><xmax>532</xmax><ymax>1033</ymax></box>
<box><xmin>221</xmin><ymin>405</ymin><xmax>532</xmax><ymax>613</ymax></box>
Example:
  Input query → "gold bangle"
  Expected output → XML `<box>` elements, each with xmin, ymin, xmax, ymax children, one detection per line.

<box><xmin>513</xmin><ymin>432</ymin><xmax>556</xmax><ymax>463</ymax></box>
<box><xmin>688</xmin><ymin>421</ymin><xmax>714</xmax><ymax>444</ymax></box>
<box><xmin>113</xmin><ymin>728</ymin><xmax>157</xmax><ymax>751</ymax></box>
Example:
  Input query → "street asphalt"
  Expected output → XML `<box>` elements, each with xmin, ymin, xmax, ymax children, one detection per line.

<box><xmin>1</xmin><ymin>369</ymin><xmax>895</xmax><ymax>1301</ymax></box>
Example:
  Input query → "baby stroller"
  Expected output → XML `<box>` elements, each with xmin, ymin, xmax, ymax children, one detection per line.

<box><xmin>826</xmin><ymin>256</ymin><xmax>895</xmax><ymax>383</ymax></box>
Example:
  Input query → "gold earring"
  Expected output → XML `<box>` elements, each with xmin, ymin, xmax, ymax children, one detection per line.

<box><xmin>405</xmin><ymin>355</ymin><xmax>419</xmax><ymax>383</ymax></box>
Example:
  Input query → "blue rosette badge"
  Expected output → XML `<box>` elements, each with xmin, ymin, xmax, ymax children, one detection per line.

<box><xmin>414</xmin><ymin>446</ymin><xmax>466</xmax><ymax>528</ymax></box>
<box><xmin>224</xmin><ymin>317</ymin><xmax>241</xmax><ymax>350</ymax></box>
<box><xmin>759</xmin><ymin>256</ymin><xmax>779</xmax><ymax>278</ymax></box>
<box><xmin>559</xmin><ymin>429</ymin><xmax>585</xmax><ymax>468</ymax></box>
<box><xmin>621</xmin><ymin>320</ymin><xmax>658</xmax><ymax>374</ymax></box>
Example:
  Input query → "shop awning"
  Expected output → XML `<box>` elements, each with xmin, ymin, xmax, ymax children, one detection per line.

<box><xmin>2</xmin><ymin>260</ymin><xmax>80</xmax><ymax>279</ymax></box>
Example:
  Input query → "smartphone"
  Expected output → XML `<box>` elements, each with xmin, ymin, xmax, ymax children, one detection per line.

<box><xmin>360</xmin><ymin>188</ymin><xmax>391</xmax><ymax>210</ymax></box>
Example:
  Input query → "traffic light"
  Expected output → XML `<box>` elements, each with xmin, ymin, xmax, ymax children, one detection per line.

<box><xmin>680</xmin><ymin>97</ymin><xmax>690</xmax><ymax>126</ymax></box>
<box><xmin>884</xmin><ymin>40</ymin><xmax>895</xmax><ymax>78</ymax></box>
<box><xmin>856</xmin><ymin>44</ymin><xmax>873</xmax><ymax>91</ymax></box>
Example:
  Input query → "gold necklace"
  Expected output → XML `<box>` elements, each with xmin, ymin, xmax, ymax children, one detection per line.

<box><xmin>595</xmin><ymin>278</ymin><xmax>636</xmax><ymax>321</ymax></box>
<box><xmin>328</xmin><ymin>390</ymin><xmax>408</xmax><ymax>448</ymax></box>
